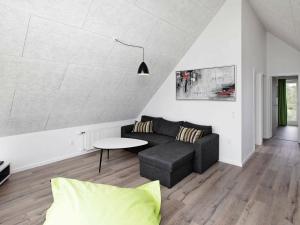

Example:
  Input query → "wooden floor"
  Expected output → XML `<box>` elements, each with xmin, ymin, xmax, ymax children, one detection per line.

<box><xmin>274</xmin><ymin>126</ymin><xmax>298</xmax><ymax>142</ymax></box>
<box><xmin>1</xmin><ymin>138</ymin><xmax>300</xmax><ymax>225</ymax></box>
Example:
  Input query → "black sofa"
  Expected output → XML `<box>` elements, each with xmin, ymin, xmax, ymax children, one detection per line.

<box><xmin>121</xmin><ymin>115</ymin><xmax>219</xmax><ymax>188</ymax></box>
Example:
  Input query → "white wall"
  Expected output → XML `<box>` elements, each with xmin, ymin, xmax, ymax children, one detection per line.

<box><xmin>267</xmin><ymin>33</ymin><xmax>300</xmax><ymax>76</ymax></box>
<box><xmin>241</xmin><ymin>0</ymin><xmax>266</xmax><ymax>163</ymax></box>
<box><xmin>0</xmin><ymin>119</ymin><xmax>134</xmax><ymax>172</ymax></box>
<box><xmin>264</xmin><ymin>33</ymin><xmax>300</xmax><ymax>140</ymax></box>
<box><xmin>141</xmin><ymin>0</ymin><xmax>243</xmax><ymax>166</ymax></box>
<box><xmin>263</xmin><ymin>74</ymin><xmax>272</xmax><ymax>138</ymax></box>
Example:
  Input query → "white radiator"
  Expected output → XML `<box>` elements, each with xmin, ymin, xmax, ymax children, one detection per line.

<box><xmin>81</xmin><ymin>127</ymin><xmax>120</xmax><ymax>151</ymax></box>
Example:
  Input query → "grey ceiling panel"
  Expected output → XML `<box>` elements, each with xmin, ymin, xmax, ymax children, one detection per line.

<box><xmin>46</xmin><ymin>111</ymin><xmax>83</xmax><ymax>130</ymax></box>
<box><xmin>3</xmin><ymin>114</ymin><xmax>48</xmax><ymax>136</ymax></box>
<box><xmin>10</xmin><ymin>90</ymin><xmax>56</xmax><ymax>117</ymax></box>
<box><xmin>293</xmin><ymin>0</ymin><xmax>300</xmax><ymax>23</ymax></box>
<box><xmin>0</xmin><ymin>4</ymin><xmax>30</xmax><ymax>56</ymax></box>
<box><xmin>249</xmin><ymin>0</ymin><xmax>300</xmax><ymax>51</ymax></box>
<box><xmin>16</xmin><ymin>58</ymin><xmax>66</xmax><ymax>91</ymax></box>
<box><xmin>0</xmin><ymin>56</ymin><xmax>20</xmax><ymax>129</ymax></box>
<box><xmin>83</xmin><ymin>0</ymin><xmax>157</xmax><ymax>44</ymax></box>
<box><xmin>0</xmin><ymin>0</ymin><xmax>225</xmax><ymax>136</ymax></box>
<box><xmin>24</xmin><ymin>16</ymin><xmax>114</xmax><ymax>66</ymax></box>
<box><xmin>0</xmin><ymin>0</ymin><xmax>92</xmax><ymax>26</ymax></box>
<box><xmin>144</xmin><ymin>21</ymin><xmax>190</xmax><ymax>59</ymax></box>
<box><xmin>136</xmin><ymin>0</ymin><xmax>221</xmax><ymax>36</ymax></box>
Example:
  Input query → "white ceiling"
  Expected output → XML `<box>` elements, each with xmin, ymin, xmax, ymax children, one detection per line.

<box><xmin>249</xmin><ymin>0</ymin><xmax>300</xmax><ymax>51</ymax></box>
<box><xmin>0</xmin><ymin>0</ymin><xmax>225</xmax><ymax>136</ymax></box>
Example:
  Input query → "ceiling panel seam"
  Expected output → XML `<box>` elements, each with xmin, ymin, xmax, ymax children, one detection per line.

<box><xmin>21</xmin><ymin>15</ymin><xmax>31</xmax><ymax>57</ymax></box>
<box><xmin>8</xmin><ymin>89</ymin><xmax>16</xmax><ymax>118</ymax></box>
<box><xmin>31</xmin><ymin>14</ymin><xmax>112</xmax><ymax>40</ymax></box>
<box><xmin>132</xmin><ymin>4</ymin><xmax>187</xmax><ymax>34</ymax></box>
<box><xmin>80</xmin><ymin>0</ymin><xmax>94</xmax><ymax>28</ymax></box>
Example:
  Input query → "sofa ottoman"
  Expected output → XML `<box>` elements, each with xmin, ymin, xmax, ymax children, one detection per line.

<box><xmin>138</xmin><ymin>141</ymin><xmax>194</xmax><ymax>188</ymax></box>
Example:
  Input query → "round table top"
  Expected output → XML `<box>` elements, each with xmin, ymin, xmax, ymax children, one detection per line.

<box><xmin>93</xmin><ymin>137</ymin><xmax>148</xmax><ymax>149</ymax></box>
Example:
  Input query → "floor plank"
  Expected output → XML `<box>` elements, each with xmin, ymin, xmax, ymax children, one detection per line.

<box><xmin>0</xmin><ymin>138</ymin><xmax>300</xmax><ymax>225</ymax></box>
<box><xmin>274</xmin><ymin>126</ymin><xmax>298</xmax><ymax>142</ymax></box>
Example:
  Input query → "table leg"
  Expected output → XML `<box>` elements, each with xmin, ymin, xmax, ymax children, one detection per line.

<box><xmin>99</xmin><ymin>149</ymin><xmax>103</xmax><ymax>173</ymax></box>
<box><xmin>107</xmin><ymin>149</ymin><xmax>110</xmax><ymax>160</ymax></box>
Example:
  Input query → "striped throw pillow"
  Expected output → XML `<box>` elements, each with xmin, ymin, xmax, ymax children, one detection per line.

<box><xmin>132</xmin><ymin>121</ymin><xmax>153</xmax><ymax>133</ymax></box>
<box><xmin>176</xmin><ymin>126</ymin><xmax>203</xmax><ymax>143</ymax></box>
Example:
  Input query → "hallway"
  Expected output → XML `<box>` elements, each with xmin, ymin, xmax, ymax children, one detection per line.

<box><xmin>274</xmin><ymin>126</ymin><xmax>298</xmax><ymax>142</ymax></box>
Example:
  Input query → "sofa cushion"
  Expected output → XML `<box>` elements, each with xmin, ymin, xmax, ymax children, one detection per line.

<box><xmin>182</xmin><ymin>122</ymin><xmax>212</xmax><ymax>136</ymax></box>
<box><xmin>138</xmin><ymin>141</ymin><xmax>194</xmax><ymax>172</ymax></box>
<box><xmin>122</xmin><ymin>133</ymin><xmax>174</xmax><ymax>146</ymax></box>
<box><xmin>43</xmin><ymin>178</ymin><xmax>161</xmax><ymax>225</ymax></box>
<box><xmin>141</xmin><ymin>115</ymin><xmax>162</xmax><ymax>133</ymax></box>
<box><xmin>154</xmin><ymin>118</ymin><xmax>183</xmax><ymax>137</ymax></box>
<box><xmin>176</xmin><ymin>126</ymin><xmax>203</xmax><ymax>143</ymax></box>
<box><xmin>132</xmin><ymin>121</ymin><xmax>153</xmax><ymax>133</ymax></box>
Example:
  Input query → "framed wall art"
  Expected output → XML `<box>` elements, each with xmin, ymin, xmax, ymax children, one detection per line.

<box><xmin>176</xmin><ymin>65</ymin><xmax>236</xmax><ymax>101</ymax></box>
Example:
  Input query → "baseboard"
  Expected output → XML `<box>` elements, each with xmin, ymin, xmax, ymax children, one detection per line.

<box><xmin>12</xmin><ymin>149</ymin><xmax>98</xmax><ymax>174</ymax></box>
<box><xmin>13</xmin><ymin>152</ymin><xmax>246</xmax><ymax>173</ymax></box>
<box><xmin>219</xmin><ymin>158</ymin><xmax>242</xmax><ymax>167</ymax></box>
<box><xmin>242</xmin><ymin>149</ymin><xmax>255</xmax><ymax>167</ymax></box>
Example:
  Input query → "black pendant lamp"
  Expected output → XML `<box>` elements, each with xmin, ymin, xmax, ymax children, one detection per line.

<box><xmin>138</xmin><ymin>62</ymin><xmax>149</xmax><ymax>76</ymax></box>
<box><xmin>115</xmin><ymin>39</ymin><xmax>150</xmax><ymax>76</ymax></box>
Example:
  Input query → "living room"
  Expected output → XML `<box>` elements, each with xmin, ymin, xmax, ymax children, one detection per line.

<box><xmin>1</xmin><ymin>0</ymin><xmax>300</xmax><ymax>224</ymax></box>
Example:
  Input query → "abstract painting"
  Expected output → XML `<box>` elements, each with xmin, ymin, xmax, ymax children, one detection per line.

<box><xmin>176</xmin><ymin>65</ymin><xmax>236</xmax><ymax>101</ymax></box>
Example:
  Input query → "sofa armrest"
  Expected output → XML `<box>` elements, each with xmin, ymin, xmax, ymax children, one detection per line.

<box><xmin>193</xmin><ymin>133</ymin><xmax>219</xmax><ymax>173</ymax></box>
<box><xmin>121</xmin><ymin>124</ymin><xmax>134</xmax><ymax>137</ymax></box>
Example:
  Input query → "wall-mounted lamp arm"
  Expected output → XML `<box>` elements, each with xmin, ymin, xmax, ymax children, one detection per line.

<box><xmin>114</xmin><ymin>39</ymin><xmax>145</xmax><ymax>61</ymax></box>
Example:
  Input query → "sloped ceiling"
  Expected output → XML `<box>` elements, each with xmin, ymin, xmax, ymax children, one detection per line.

<box><xmin>0</xmin><ymin>0</ymin><xmax>225</xmax><ymax>137</ymax></box>
<box><xmin>249</xmin><ymin>0</ymin><xmax>300</xmax><ymax>51</ymax></box>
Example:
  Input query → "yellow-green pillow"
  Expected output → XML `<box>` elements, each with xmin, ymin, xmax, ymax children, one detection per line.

<box><xmin>43</xmin><ymin>178</ymin><xmax>161</xmax><ymax>225</ymax></box>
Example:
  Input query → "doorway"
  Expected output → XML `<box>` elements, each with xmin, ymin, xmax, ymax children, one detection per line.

<box><xmin>272</xmin><ymin>76</ymin><xmax>298</xmax><ymax>142</ymax></box>
<box><xmin>286</xmin><ymin>80</ymin><xmax>297</xmax><ymax>126</ymax></box>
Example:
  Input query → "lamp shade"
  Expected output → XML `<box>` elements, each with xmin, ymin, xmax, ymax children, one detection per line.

<box><xmin>138</xmin><ymin>61</ymin><xmax>149</xmax><ymax>76</ymax></box>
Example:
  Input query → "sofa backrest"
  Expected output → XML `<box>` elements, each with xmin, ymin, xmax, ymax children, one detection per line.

<box><xmin>154</xmin><ymin>118</ymin><xmax>183</xmax><ymax>137</ymax></box>
<box><xmin>182</xmin><ymin>122</ymin><xmax>212</xmax><ymax>136</ymax></box>
<box><xmin>141</xmin><ymin>115</ymin><xmax>160</xmax><ymax>122</ymax></box>
<box><xmin>141</xmin><ymin>115</ymin><xmax>182</xmax><ymax>137</ymax></box>
<box><xmin>140</xmin><ymin>115</ymin><xmax>212</xmax><ymax>137</ymax></box>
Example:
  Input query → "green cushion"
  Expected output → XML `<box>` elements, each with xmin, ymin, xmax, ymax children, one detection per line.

<box><xmin>43</xmin><ymin>178</ymin><xmax>161</xmax><ymax>225</ymax></box>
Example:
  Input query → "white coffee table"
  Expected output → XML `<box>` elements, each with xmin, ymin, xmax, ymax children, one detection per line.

<box><xmin>93</xmin><ymin>137</ymin><xmax>148</xmax><ymax>173</ymax></box>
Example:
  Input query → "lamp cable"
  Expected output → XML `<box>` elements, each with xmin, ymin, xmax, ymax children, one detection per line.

<box><xmin>114</xmin><ymin>39</ymin><xmax>145</xmax><ymax>61</ymax></box>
